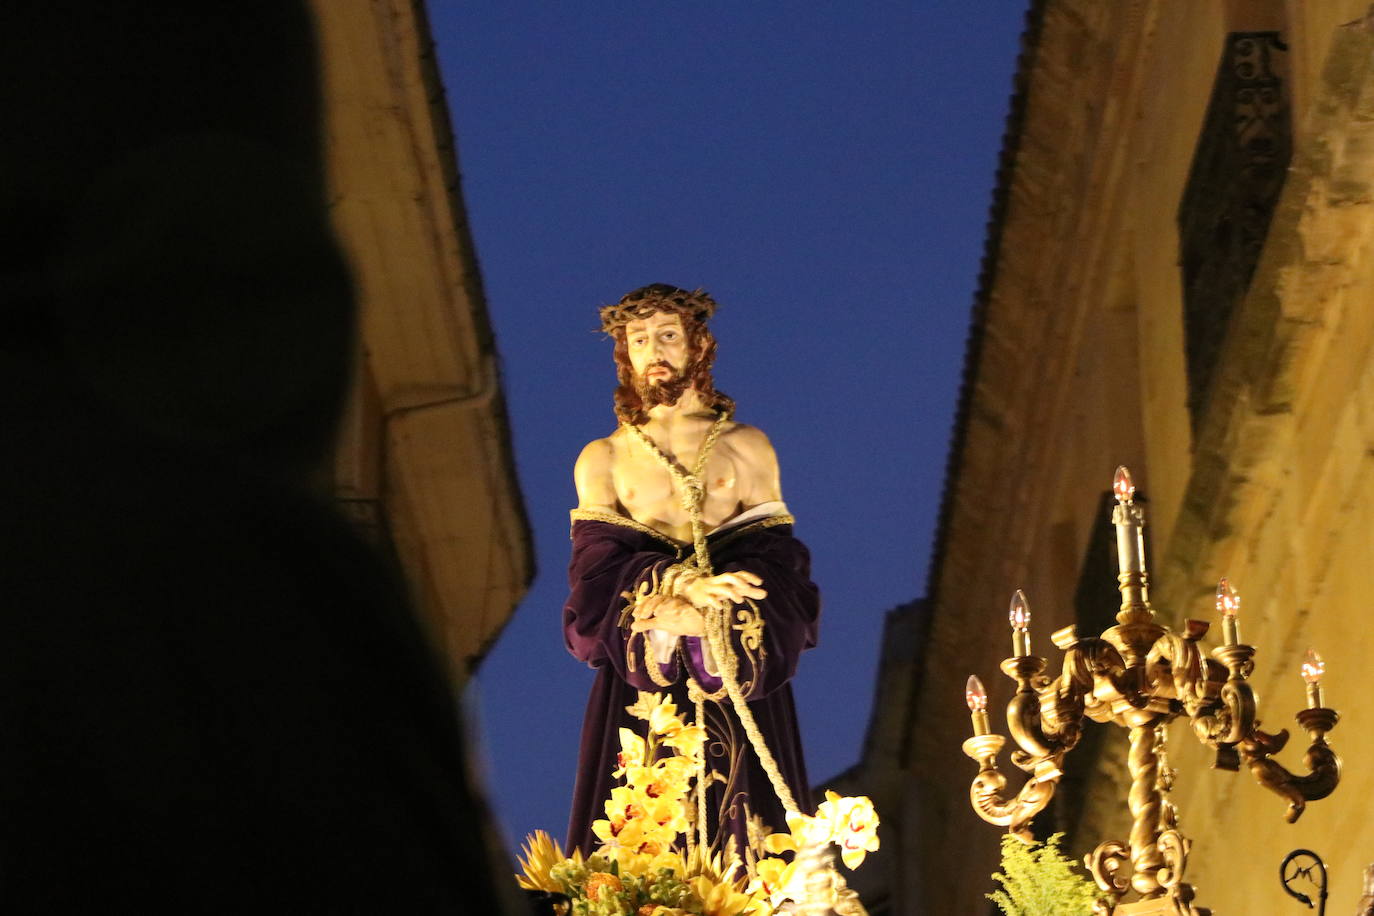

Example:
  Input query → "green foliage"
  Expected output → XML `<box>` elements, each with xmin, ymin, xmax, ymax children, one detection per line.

<box><xmin>988</xmin><ymin>833</ymin><xmax>1099</xmax><ymax>916</ymax></box>
<box><xmin>549</xmin><ymin>862</ymin><xmax>701</xmax><ymax>916</ymax></box>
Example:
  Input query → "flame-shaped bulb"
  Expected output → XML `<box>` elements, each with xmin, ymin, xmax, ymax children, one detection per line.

<box><xmin>1301</xmin><ymin>648</ymin><xmax>1327</xmax><ymax>708</ymax></box>
<box><xmin>1007</xmin><ymin>590</ymin><xmax>1032</xmax><ymax>656</ymax></box>
<box><xmin>1216</xmin><ymin>577</ymin><xmax>1240</xmax><ymax>618</ymax></box>
<box><xmin>1301</xmin><ymin>648</ymin><xmax>1325</xmax><ymax>686</ymax></box>
<box><xmin>965</xmin><ymin>674</ymin><xmax>992</xmax><ymax>736</ymax></box>
<box><xmin>1008</xmin><ymin>589</ymin><xmax>1031</xmax><ymax>631</ymax></box>
<box><xmin>1216</xmin><ymin>577</ymin><xmax>1241</xmax><ymax>646</ymax></box>
<box><xmin>1113</xmin><ymin>465</ymin><xmax>1136</xmax><ymax>503</ymax></box>
<box><xmin>965</xmin><ymin>675</ymin><xmax>987</xmax><ymax>712</ymax></box>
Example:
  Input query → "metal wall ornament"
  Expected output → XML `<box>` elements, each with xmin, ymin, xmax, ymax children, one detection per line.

<box><xmin>961</xmin><ymin>466</ymin><xmax>1341</xmax><ymax>916</ymax></box>
<box><xmin>1278</xmin><ymin>848</ymin><xmax>1327</xmax><ymax>916</ymax></box>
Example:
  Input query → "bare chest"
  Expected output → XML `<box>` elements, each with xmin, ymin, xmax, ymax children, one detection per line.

<box><xmin>611</xmin><ymin>434</ymin><xmax>746</xmax><ymax>538</ymax></box>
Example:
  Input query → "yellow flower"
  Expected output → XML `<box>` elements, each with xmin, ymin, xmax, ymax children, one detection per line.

<box><xmin>638</xmin><ymin>762</ymin><xmax>691</xmax><ymax>802</ymax></box>
<box><xmin>657</xmin><ymin>755</ymin><xmax>695</xmax><ymax>784</ymax></box>
<box><xmin>623</xmin><ymin>763</ymin><xmax>655</xmax><ymax>789</ymax></box>
<box><xmin>761</xmin><ymin>831</ymin><xmax>793</xmax><ymax>855</ymax></box>
<box><xmin>747</xmin><ymin>856</ymin><xmax>796</xmax><ymax>905</ymax></box>
<box><xmin>690</xmin><ymin>875</ymin><xmax>761</xmax><ymax>916</ymax></box>
<box><xmin>649</xmin><ymin>696</ymin><xmax>683</xmax><ymax>736</ymax></box>
<box><xmin>627</xmin><ymin>691</ymin><xmax>665</xmax><ymax>722</ymax></box>
<box><xmin>642</xmin><ymin>837</ymin><xmax>675</xmax><ymax>856</ymax></box>
<box><xmin>762</xmin><ymin>810</ymin><xmax>828</xmax><ymax>856</ymax></box>
<box><xmin>585</xmin><ymin>871</ymin><xmax>623</xmax><ymax>902</ymax></box>
<box><xmin>662</xmin><ymin>721</ymin><xmax>707</xmax><ymax>758</ymax></box>
<box><xmin>590</xmin><ymin>817</ymin><xmax>617</xmax><ymax>845</ymax></box>
<box><xmin>648</xmin><ymin>849</ymin><xmax>688</xmax><ymax>876</ymax></box>
<box><xmin>640</xmin><ymin>795</ymin><xmax>688</xmax><ymax>836</ymax></box>
<box><xmin>818</xmin><ymin>791</ymin><xmax>880</xmax><ymax>870</ymax></box>
<box><xmin>615</xmin><ymin>728</ymin><xmax>648</xmax><ymax>777</ymax></box>
<box><xmin>594</xmin><ymin>787</ymin><xmax>651</xmax><ymax>852</ymax></box>
<box><xmin>593</xmin><ymin>814</ymin><xmax>647</xmax><ymax>852</ymax></box>
<box><xmin>603</xmin><ymin>785</ymin><xmax>648</xmax><ymax>822</ymax></box>
<box><xmin>515</xmin><ymin>830</ymin><xmax>567</xmax><ymax>892</ymax></box>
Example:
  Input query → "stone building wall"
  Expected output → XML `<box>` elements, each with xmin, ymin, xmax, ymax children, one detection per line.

<box><xmin>896</xmin><ymin>2</ymin><xmax>1374</xmax><ymax>912</ymax></box>
<box><xmin>308</xmin><ymin>1</ymin><xmax>534</xmax><ymax>678</ymax></box>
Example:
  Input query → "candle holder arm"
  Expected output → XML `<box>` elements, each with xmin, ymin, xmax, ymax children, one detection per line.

<box><xmin>1186</xmin><ymin>651</ymin><xmax>1255</xmax><ymax>770</ymax></box>
<box><xmin>1009</xmin><ymin>689</ymin><xmax>1065</xmax><ymax>762</ymax></box>
<box><xmin>1001</xmin><ymin>655</ymin><xmax>1078</xmax><ymax>762</ymax></box>
<box><xmin>1242</xmin><ymin>708</ymin><xmax>1341</xmax><ymax>823</ymax></box>
<box><xmin>961</xmin><ymin>734</ymin><xmax>1060</xmax><ymax>838</ymax></box>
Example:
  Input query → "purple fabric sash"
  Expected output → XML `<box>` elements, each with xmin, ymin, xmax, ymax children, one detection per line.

<box><xmin>563</xmin><ymin>517</ymin><xmax>819</xmax><ymax>857</ymax></box>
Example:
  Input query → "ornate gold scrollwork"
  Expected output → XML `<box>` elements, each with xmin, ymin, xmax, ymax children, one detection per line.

<box><xmin>961</xmin><ymin>467</ymin><xmax>1341</xmax><ymax>914</ymax></box>
<box><xmin>1243</xmin><ymin>708</ymin><xmax>1341</xmax><ymax>822</ymax></box>
<box><xmin>1087</xmin><ymin>839</ymin><xmax>1131</xmax><ymax>898</ymax></box>
<box><xmin>962</xmin><ymin>734</ymin><xmax>1061</xmax><ymax>838</ymax></box>
<box><xmin>1155</xmin><ymin>829</ymin><xmax>1189</xmax><ymax>890</ymax></box>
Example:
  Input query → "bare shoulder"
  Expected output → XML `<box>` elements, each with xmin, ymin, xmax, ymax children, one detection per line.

<box><xmin>722</xmin><ymin>422</ymin><xmax>777</xmax><ymax>462</ymax></box>
<box><xmin>573</xmin><ymin>436</ymin><xmax>618</xmax><ymax>509</ymax></box>
<box><xmin>722</xmin><ymin>421</ymin><xmax>782</xmax><ymax>503</ymax></box>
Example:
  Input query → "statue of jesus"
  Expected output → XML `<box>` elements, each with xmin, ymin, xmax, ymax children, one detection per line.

<box><xmin>563</xmin><ymin>283</ymin><xmax>820</xmax><ymax>858</ymax></box>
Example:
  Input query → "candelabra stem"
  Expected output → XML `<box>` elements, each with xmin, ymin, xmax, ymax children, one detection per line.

<box><xmin>1127</xmin><ymin>724</ymin><xmax>1165</xmax><ymax>897</ymax></box>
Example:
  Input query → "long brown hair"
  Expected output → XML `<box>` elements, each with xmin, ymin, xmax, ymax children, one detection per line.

<box><xmin>601</xmin><ymin>284</ymin><xmax>734</xmax><ymax>426</ymax></box>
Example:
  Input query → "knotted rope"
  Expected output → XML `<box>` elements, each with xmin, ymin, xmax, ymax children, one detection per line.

<box><xmin>624</xmin><ymin>411</ymin><xmax>800</xmax><ymax>840</ymax></box>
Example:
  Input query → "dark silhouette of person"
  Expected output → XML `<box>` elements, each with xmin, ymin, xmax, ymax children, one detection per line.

<box><xmin>0</xmin><ymin>4</ymin><xmax>519</xmax><ymax>910</ymax></box>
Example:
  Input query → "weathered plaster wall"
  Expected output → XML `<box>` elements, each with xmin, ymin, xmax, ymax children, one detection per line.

<box><xmin>1157</xmin><ymin>11</ymin><xmax>1374</xmax><ymax>909</ymax></box>
<box><xmin>309</xmin><ymin>1</ymin><xmax>533</xmax><ymax>678</ymax></box>
<box><xmin>904</xmin><ymin>1</ymin><xmax>1374</xmax><ymax>912</ymax></box>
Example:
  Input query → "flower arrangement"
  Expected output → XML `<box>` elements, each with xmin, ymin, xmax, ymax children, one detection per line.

<box><xmin>517</xmin><ymin>692</ymin><xmax>880</xmax><ymax>916</ymax></box>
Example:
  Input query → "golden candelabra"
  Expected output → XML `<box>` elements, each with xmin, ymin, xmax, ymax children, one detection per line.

<box><xmin>961</xmin><ymin>467</ymin><xmax>1341</xmax><ymax>916</ymax></box>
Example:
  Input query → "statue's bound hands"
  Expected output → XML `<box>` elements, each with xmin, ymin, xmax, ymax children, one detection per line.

<box><xmin>631</xmin><ymin>595</ymin><xmax>704</xmax><ymax>636</ymax></box>
<box><xmin>630</xmin><ymin>569</ymin><xmax>767</xmax><ymax>637</ymax></box>
<box><xmin>678</xmin><ymin>570</ymin><xmax>767</xmax><ymax>612</ymax></box>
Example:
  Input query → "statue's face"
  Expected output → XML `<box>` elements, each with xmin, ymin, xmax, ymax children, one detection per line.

<box><xmin>624</xmin><ymin>311</ymin><xmax>689</xmax><ymax>386</ymax></box>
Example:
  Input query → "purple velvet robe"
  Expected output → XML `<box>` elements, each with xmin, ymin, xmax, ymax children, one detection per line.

<box><xmin>564</xmin><ymin>513</ymin><xmax>820</xmax><ymax>857</ymax></box>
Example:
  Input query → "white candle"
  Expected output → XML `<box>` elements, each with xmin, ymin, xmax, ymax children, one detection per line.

<box><xmin>966</xmin><ymin>675</ymin><xmax>990</xmax><ymax>735</ymax></box>
<box><xmin>1009</xmin><ymin>590</ymin><xmax>1031</xmax><ymax>657</ymax></box>
<box><xmin>1112</xmin><ymin>466</ymin><xmax>1143</xmax><ymax>577</ymax></box>
<box><xmin>1301</xmin><ymin>648</ymin><xmax>1325</xmax><ymax>709</ymax></box>
<box><xmin>1216</xmin><ymin>578</ymin><xmax>1240</xmax><ymax>646</ymax></box>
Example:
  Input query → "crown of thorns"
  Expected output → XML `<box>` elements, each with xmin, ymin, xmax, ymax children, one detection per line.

<box><xmin>598</xmin><ymin>285</ymin><xmax>718</xmax><ymax>334</ymax></box>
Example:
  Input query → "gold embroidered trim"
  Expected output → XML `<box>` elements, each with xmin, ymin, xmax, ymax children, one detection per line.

<box><xmin>708</xmin><ymin>514</ymin><xmax>795</xmax><ymax>552</ymax></box>
<box><xmin>570</xmin><ymin>508</ymin><xmax>685</xmax><ymax>548</ymax></box>
<box><xmin>570</xmin><ymin>508</ymin><xmax>794</xmax><ymax>553</ymax></box>
<box><xmin>618</xmin><ymin>563</ymin><xmax>684</xmax><ymax>684</ymax></box>
<box><xmin>618</xmin><ymin>566</ymin><xmax>662</xmax><ymax>628</ymax></box>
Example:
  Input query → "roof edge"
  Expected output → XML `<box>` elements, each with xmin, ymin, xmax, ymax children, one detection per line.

<box><xmin>903</xmin><ymin>0</ymin><xmax>1049</xmax><ymax>760</ymax></box>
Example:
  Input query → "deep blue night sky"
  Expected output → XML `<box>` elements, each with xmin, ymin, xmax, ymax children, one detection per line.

<box><xmin>429</xmin><ymin>1</ymin><xmax>1027</xmax><ymax>852</ymax></box>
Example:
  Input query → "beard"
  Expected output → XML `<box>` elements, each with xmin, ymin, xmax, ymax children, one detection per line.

<box><xmin>634</xmin><ymin>361</ymin><xmax>693</xmax><ymax>409</ymax></box>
